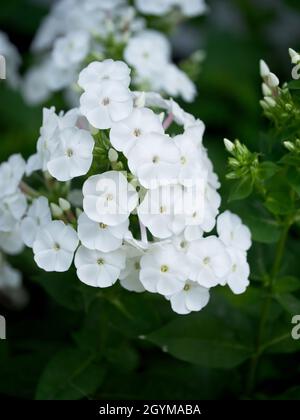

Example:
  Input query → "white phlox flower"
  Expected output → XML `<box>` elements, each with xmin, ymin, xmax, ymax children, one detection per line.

<box><xmin>78</xmin><ymin>59</ymin><xmax>131</xmax><ymax>90</ymax></box>
<box><xmin>20</xmin><ymin>197</ymin><xmax>52</xmax><ymax>248</ymax></box>
<box><xmin>47</xmin><ymin>126</ymin><xmax>94</xmax><ymax>181</ymax></box>
<box><xmin>140</xmin><ymin>243</ymin><xmax>188</xmax><ymax>295</ymax></box>
<box><xmin>82</xmin><ymin>171</ymin><xmax>139</xmax><ymax>225</ymax></box>
<box><xmin>77</xmin><ymin>212</ymin><xmax>129</xmax><ymax>252</ymax></box>
<box><xmin>167</xmin><ymin>280</ymin><xmax>210</xmax><ymax>315</ymax></box>
<box><xmin>127</xmin><ymin>132</ymin><xmax>180</xmax><ymax>189</ymax></box>
<box><xmin>119</xmin><ymin>244</ymin><xmax>145</xmax><ymax>293</ymax></box>
<box><xmin>187</xmin><ymin>236</ymin><xmax>231</xmax><ymax>288</ymax></box>
<box><xmin>74</xmin><ymin>245</ymin><xmax>125</xmax><ymax>287</ymax></box>
<box><xmin>33</xmin><ymin>221</ymin><xmax>79</xmax><ymax>272</ymax></box>
<box><xmin>80</xmin><ymin>80</ymin><xmax>133</xmax><ymax>129</ymax></box>
<box><xmin>110</xmin><ymin>107</ymin><xmax>164</xmax><ymax>156</ymax></box>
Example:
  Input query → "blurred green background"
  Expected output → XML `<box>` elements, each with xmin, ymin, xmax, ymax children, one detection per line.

<box><xmin>1</xmin><ymin>0</ymin><xmax>300</xmax><ymax>400</ymax></box>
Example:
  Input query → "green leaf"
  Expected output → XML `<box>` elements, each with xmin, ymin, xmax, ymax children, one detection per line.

<box><xmin>286</xmin><ymin>166</ymin><xmax>300</xmax><ymax>196</ymax></box>
<box><xmin>228</xmin><ymin>176</ymin><xmax>253</xmax><ymax>201</ymax></box>
<box><xmin>276</xmin><ymin>293</ymin><xmax>300</xmax><ymax>314</ymax></box>
<box><xmin>146</xmin><ymin>314</ymin><xmax>252</xmax><ymax>369</ymax></box>
<box><xmin>274</xmin><ymin>276</ymin><xmax>300</xmax><ymax>294</ymax></box>
<box><xmin>33</xmin><ymin>270</ymin><xmax>96</xmax><ymax>312</ymax></box>
<box><xmin>35</xmin><ymin>347</ymin><xmax>106</xmax><ymax>400</ymax></box>
<box><xmin>240</xmin><ymin>214</ymin><xmax>281</xmax><ymax>244</ymax></box>
<box><xmin>265</xmin><ymin>191</ymin><xmax>293</xmax><ymax>215</ymax></box>
<box><xmin>258</xmin><ymin>161</ymin><xmax>279</xmax><ymax>180</ymax></box>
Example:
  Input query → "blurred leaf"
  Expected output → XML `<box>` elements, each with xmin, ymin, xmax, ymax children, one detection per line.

<box><xmin>265</xmin><ymin>191</ymin><xmax>293</xmax><ymax>215</ymax></box>
<box><xmin>258</xmin><ymin>161</ymin><xmax>279</xmax><ymax>180</ymax></box>
<box><xmin>241</xmin><ymin>214</ymin><xmax>281</xmax><ymax>244</ymax></box>
<box><xmin>276</xmin><ymin>293</ymin><xmax>300</xmax><ymax>315</ymax></box>
<box><xmin>33</xmin><ymin>270</ymin><xmax>96</xmax><ymax>312</ymax></box>
<box><xmin>146</xmin><ymin>313</ymin><xmax>253</xmax><ymax>369</ymax></box>
<box><xmin>35</xmin><ymin>347</ymin><xmax>105</xmax><ymax>400</ymax></box>
<box><xmin>228</xmin><ymin>176</ymin><xmax>253</xmax><ymax>201</ymax></box>
<box><xmin>286</xmin><ymin>167</ymin><xmax>300</xmax><ymax>196</ymax></box>
<box><xmin>274</xmin><ymin>276</ymin><xmax>300</xmax><ymax>294</ymax></box>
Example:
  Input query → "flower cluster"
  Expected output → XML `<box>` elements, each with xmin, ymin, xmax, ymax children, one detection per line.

<box><xmin>0</xmin><ymin>30</ymin><xmax>21</xmax><ymax>88</ymax></box>
<box><xmin>2</xmin><ymin>58</ymin><xmax>252</xmax><ymax>315</ymax></box>
<box><xmin>23</xmin><ymin>0</ymin><xmax>205</xmax><ymax>105</ymax></box>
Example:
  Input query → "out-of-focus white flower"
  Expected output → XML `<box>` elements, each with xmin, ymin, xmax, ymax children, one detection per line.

<box><xmin>52</xmin><ymin>30</ymin><xmax>90</xmax><ymax>69</ymax></box>
<box><xmin>83</xmin><ymin>171</ymin><xmax>139</xmax><ymax>225</ymax></box>
<box><xmin>226</xmin><ymin>248</ymin><xmax>250</xmax><ymax>295</ymax></box>
<box><xmin>0</xmin><ymin>31</ymin><xmax>21</xmax><ymax>88</ymax></box>
<box><xmin>0</xmin><ymin>226</ymin><xmax>24</xmax><ymax>255</ymax></box>
<box><xmin>0</xmin><ymin>192</ymin><xmax>27</xmax><ymax>232</ymax></box>
<box><xmin>135</xmin><ymin>0</ymin><xmax>207</xmax><ymax>17</ymax></box>
<box><xmin>110</xmin><ymin>107</ymin><xmax>164</xmax><ymax>156</ymax></box>
<box><xmin>119</xmin><ymin>244</ymin><xmax>145</xmax><ymax>292</ymax></box>
<box><xmin>0</xmin><ymin>154</ymin><xmax>25</xmax><ymax>198</ymax></box>
<box><xmin>74</xmin><ymin>245</ymin><xmax>125</xmax><ymax>287</ymax></box>
<box><xmin>77</xmin><ymin>212</ymin><xmax>129</xmax><ymax>252</ymax></box>
<box><xmin>140</xmin><ymin>243</ymin><xmax>188</xmax><ymax>295</ymax></box>
<box><xmin>159</xmin><ymin>64</ymin><xmax>196</xmax><ymax>102</ymax></box>
<box><xmin>127</xmin><ymin>132</ymin><xmax>180</xmax><ymax>189</ymax></box>
<box><xmin>78</xmin><ymin>59</ymin><xmax>131</xmax><ymax>90</ymax></box>
<box><xmin>0</xmin><ymin>261</ymin><xmax>22</xmax><ymax>290</ymax></box>
<box><xmin>22</xmin><ymin>64</ymin><xmax>51</xmax><ymax>105</ymax></box>
<box><xmin>124</xmin><ymin>30</ymin><xmax>170</xmax><ymax>74</ymax></box>
<box><xmin>187</xmin><ymin>236</ymin><xmax>231</xmax><ymax>287</ymax></box>
<box><xmin>80</xmin><ymin>80</ymin><xmax>133</xmax><ymax>129</ymax></box>
<box><xmin>20</xmin><ymin>197</ymin><xmax>51</xmax><ymax>248</ymax></box>
<box><xmin>135</xmin><ymin>0</ymin><xmax>173</xmax><ymax>15</ymax></box>
<box><xmin>168</xmin><ymin>280</ymin><xmax>210</xmax><ymax>315</ymax></box>
<box><xmin>178</xmin><ymin>0</ymin><xmax>207</xmax><ymax>17</ymax></box>
<box><xmin>47</xmin><ymin>127</ymin><xmax>94</xmax><ymax>181</ymax></box>
<box><xmin>33</xmin><ymin>221</ymin><xmax>79</xmax><ymax>272</ymax></box>
<box><xmin>217</xmin><ymin>210</ymin><xmax>251</xmax><ymax>252</ymax></box>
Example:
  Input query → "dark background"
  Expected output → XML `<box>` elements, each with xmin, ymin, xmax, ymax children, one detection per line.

<box><xmin>0</xmin><ymin>0</ymin><xmax>300</xmax><ymax>400</ymax></box>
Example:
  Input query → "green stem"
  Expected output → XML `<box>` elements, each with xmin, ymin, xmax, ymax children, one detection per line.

<box><xmin>19</xmin><ymin>181</ymin><xmax>39</xmax><ymax>198</ymax></box>
<box><xmin>245</xmin><ymin>221</ymin><xmax>290</xmax><ymax>397</ymax></box>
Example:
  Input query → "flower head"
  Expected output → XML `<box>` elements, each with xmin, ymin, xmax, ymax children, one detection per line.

<box><xmin>33</xmin><ymin>221</ymin><xmax>79</xmax><ymax>272</ymax></box>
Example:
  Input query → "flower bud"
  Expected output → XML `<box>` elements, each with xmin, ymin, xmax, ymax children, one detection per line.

<box><xmin>108</xmin><ymin>148</ymin><xmax>118</xmax><ymax>162</ymax></box>
<box><xmin>289</xmin><ymin>48</ymin><xmax>300</xmax><ymax>64</ymax></box>
<box><xmin>224</xmin><ymin>138</ymin><xmax>235</xmax><ymax>153</ymax></box>
<box><xmin>50</xmin><ymin>203</ymin><xmax>63</xmax><ymax>218</ymax></box>
<box><xmin>260</xmin><ymin>59</ymin><xmax>270</xmax><ymax>78</ymax></box>
<box><xmin>262</xmin><ymin>83</ymin><xmax>272</xmax><ymax>97</ymax></box>
<box><xmin>283</xmin><ymin>141</ymin><xmax>295</xmax><ymax>152</ymax></box>
<box><xmin>264</xmin><ymin>97</ymin><xmax>276</xmax><ymax>108</ymax></box>
<box><xmin>58</xmin><ymin>197</ymin><xmax>71</xmax><ymax>212</ymax></box>
<box><xmin>267</xmin><ymin>72</ymin><xmax>279</xmax><ymax>88</ymax></box>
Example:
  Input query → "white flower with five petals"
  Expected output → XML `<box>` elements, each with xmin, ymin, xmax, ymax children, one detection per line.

<box><xmin>83</xmin><ymin>171</ymin><xmax>139</xmax><ymax>225</ymax></box>
<box><xmin>20</xmin><ymin>197</ymin><xmax>52</xmax><ymax>248</ymax></box>
<box><xmin>78</xmin><ymin>59</ymin><xmax>131</xmax><ymax>90</ymax></box>
<box><xmin>47</xmin><ymin>127</ymin><xmax>94</xmax><ymax>181</ymax></box>
<box><xmin>74</xmin><ymin>245</ymin><xmax>125</xmax><ymax>287</ymax></box>
<box><xmin>167</xmin><ymin>280</ymin><xmax>210</xmax><ymax>315</ymax></box>
<box><xmin>77</xmin><ymin>212</ymin><xmax>129</xmax><ymax>252</ymax></box>
<box><xmin>33</xmin><ymin>221</ymin><xmax>79</xmax><ymax>272</ymax></box>
<box><xmin>80</xmin><ymin>80</ymin><xmax>133</xmax><ymax>129</ymax></box>
<box><xmin>127</xmin><ymin>133</ymin><xmax>180</xmax><ymax>189</ymax></box>
<box><xmin>110</xmin><ymin>107</ymin><xmax>164</xmax><ymax>156</ymax></box>
<box><xmin>140</xmin><ymin>243</ymin><xmax>188</xmax><ymax>295</ymax></box>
